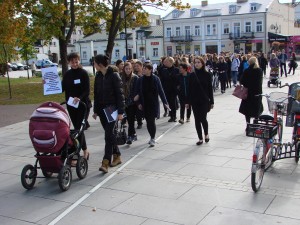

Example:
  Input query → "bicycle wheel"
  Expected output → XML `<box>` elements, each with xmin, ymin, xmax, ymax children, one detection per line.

<box><xmin>251</xmin><ymin>139</ymin><xmax>266</xmax><ymax>192</ymax></box>
<box><xmin>295</xmin><ymin>141</ymin><xmax>300</xmax><ymax>163</ymax></box>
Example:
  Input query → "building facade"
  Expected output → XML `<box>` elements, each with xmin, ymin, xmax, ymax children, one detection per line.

<box><xmin>74</xmin><ymin>14</ymin><xmax>164</xmax><ymax>64</ymax></box>
<box><xmin>162</xmin><ymin>0</ymin><xmax>300</xmax><ymax>56</ymax></box>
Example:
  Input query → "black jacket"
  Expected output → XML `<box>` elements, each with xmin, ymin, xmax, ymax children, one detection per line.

<box><xmin>62</xmin><ymin>68</ymin><xmax>90</xmax><ymax>104</ymax></box>
<box><xmin>239</xmin><ymin>65</ymin><xmax>263</xmax><ymax>117</ymax></box>
<box><xmin>160</xmin><ymin>66</ymin><xmax>180</xmax><ymax>94</ymax></box>
<box><xmin>187</xmin><ymin>68</ymin><xmax>214</xmax><ymax>108</ymax></box>
<box><xmin>93</xmin><ymin>66</ymin><xmax>125</xmax><ymax>115</ymax></box>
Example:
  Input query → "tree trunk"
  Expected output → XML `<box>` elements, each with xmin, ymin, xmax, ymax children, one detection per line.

<box><xmin>59</xmin><ymin>38</ymin><xmax>68</xmax><ymax>76</ymax></box>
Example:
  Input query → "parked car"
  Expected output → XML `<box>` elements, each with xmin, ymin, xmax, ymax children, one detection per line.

<box><xmin>7</xmin><ymin>63</ymin><xmax>18</xmax><ymax>71</ymax></box>
<box><xmin>36</xmin><ymin>59</ymin><xmax>58</xmax><ymax>69</ymax></box>
<box><xmin>11</xmin><ymin>63</ymin><xmax>27</xmax><ymax>70</ymax></box>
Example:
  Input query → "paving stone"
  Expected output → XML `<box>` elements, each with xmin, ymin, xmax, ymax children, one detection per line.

<box><xmin>266</xmin><ymin>196</ymin><xmax>300</xmax><ymax>220</ymax></box>
<box><xmin>179</xmin><ymin>186</ymin><xmax>274</xmax><ymax>213</ymax></box>
<box><xmin>112</xmin><ymin>194</ymin><xmax>214</xmax><ymax>225</ymax></box>
<box><xmin>199</xmin><ymin>207</ymin><xmax>300</xmax><ymax>225</ymax></box>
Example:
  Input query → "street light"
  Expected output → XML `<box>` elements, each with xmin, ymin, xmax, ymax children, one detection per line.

<box><xmin>120</xmin><ymin>10</ymin><xmax>128</xmax><ymax>60</ymax></box>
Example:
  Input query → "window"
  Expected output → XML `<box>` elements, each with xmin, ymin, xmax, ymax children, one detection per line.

<box><xmin>115</xmin><ymin>49</ymin><xmax>120</xmax><ymax>58</ymax></box>
<box><xmin>256</xmin><ymin>21</ymin><xmax>262</xmax><ymax>32</ymax></box>
<box><xmin>223</xmin><ymin>23</ymin><xmax>229</xmax><ymax>34</ymax></box>
<box><xmin>233</xmin><ymin>22</ymin><xmax>240</xmax><ymax>37</ymax></box>
<box><xmin>176</xmin><ymin>46</ymin><xmax>182</xmax><ymax>54</ymax></box>
<box><xmin>185</xmin><ymin>26</ymin><xmax>191</xmax><ymax>36</ymax></box>
<box><xmin>166</xmin><ymin>27</ymin><xmax>172</xmax><ymax>37</ymax></box>
<box><xmin>212</xmin><ymin>24</ymin><xmax>217</xmax><ymax>35</ymax></box>
<box><xmin>250</xmin><ymin>3</ymin><xmax>257</xmax><ymax>11</ymax></box>
<box><xmin>82</xmin><ymin>51</ymin><xmax>87</xmax><ymax>60</ymax></box>
<box><xmin>176</xmin><ymin>27</ymin><xmax>181</xmax><ymax>36</ymax></box>
<box><xmin>172</xmin><ymin>10</ymin><xmax>179</xmax><ymax>18</ymax></box>
<box><xmin>245</xmin><ymin>21</ymin><xmax>251</xmax><ymax>33</ymax></box>
<box><xmin>153</xmin><ymin>48</ymin><xmax>158</xmax><ymax>57</ymax></box>
<box><xmin>194</xmin><ymin>45</ymin><xmax>200</xmax><ymax>55</ymax></box>
<box><xmin>190</xmin><ymin>8</ymin><xmax>198</xmax><ymax>17</ymax></box>
<box><xmin>206</xmin><ymin>24</ymin><xmax>216</xmax><ymax>35</ymax></box>
<box><xmin>156</xmin><ymin>19</ymin><xmax>161</xmax><ymax>25</ymax></box>
<box><xmin>229</xmin><ymin>5</ymin><xmax>236</xmax><ymax>14</ymax></box>
<box><xmin>195</xmin><ymin>25</ymin><xmax>200</xmax><ymax>36</ymax></box>
<box><xmin>206</xmin><ymin>24</ymin><xmax>211</xmax><ymax>35</ymax></box>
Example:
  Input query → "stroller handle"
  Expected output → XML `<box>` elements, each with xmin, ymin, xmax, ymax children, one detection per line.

<box><xmin>61</xmin><ymin>100</ymin><xmax>88</xmax><ymax>139</ymax></box>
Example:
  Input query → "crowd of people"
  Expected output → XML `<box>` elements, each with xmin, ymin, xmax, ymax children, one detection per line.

<box><xmin>62</xmin><ymin>50</ymin><xmax>297</xmax><ymax>173</ymax></box>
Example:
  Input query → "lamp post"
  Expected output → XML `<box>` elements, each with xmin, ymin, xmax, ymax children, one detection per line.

<box><xmin>132</xmin><ymin>14</ymin><xmax>136</xmax><ymax>59</ymax></box>
<box><xmin>120</xmin><ymin>10</ymin><xmax>128</xmax><ymax>60</ymax></box>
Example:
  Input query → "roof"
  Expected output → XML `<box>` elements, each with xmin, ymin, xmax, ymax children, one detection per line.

<box><xmin>162</xmin><ymin>0</ymin><xmax>274</xmax><ymax>20</ymax></box>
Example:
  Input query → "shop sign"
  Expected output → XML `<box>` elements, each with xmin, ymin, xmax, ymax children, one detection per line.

<box><xmin>151</xmin><ymin>42</ymin><xmax>159</xmax><ymax>45</ymax></box>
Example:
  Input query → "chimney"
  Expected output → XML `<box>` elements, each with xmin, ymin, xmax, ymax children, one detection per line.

<box><xmin>237</xmin><ymin>0</ymin><xmax>248</xmax><ymax>3</ymax></box>
<box><xmin>202</xmin><ymin>1</ymin><xmax>208</xmax><ymax>6</ymax></box>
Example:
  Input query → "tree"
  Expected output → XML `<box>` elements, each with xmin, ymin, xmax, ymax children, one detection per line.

<box><xmin>85</xmin><ymin>0</ymin><xmax>190</xmax><ymax>60</ymax></box>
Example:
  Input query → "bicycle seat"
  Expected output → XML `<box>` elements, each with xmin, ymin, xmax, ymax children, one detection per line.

<box><xmin>258</xmin><ymin>114</ymin><xmax>274</xmax><ymax>121</ymax></box>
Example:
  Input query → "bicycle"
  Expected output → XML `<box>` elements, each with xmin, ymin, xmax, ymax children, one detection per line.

<box><xmin>282</xmin><ymin>82</ymin><xmax>300</xmax><ymax>163</ymax></box>
<box><xmin>246</xmin><ymin>92</ymin><xmax>288</xmax><ymax>192</ymax></box>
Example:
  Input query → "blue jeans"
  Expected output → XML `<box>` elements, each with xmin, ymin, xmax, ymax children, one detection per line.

<box><xmin>231</xmin><ymin>71</ymin><xmax>238</xmax><ymax>85</ymax></box>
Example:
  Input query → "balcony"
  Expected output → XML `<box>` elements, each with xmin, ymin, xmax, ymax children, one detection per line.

<box><xmin>170</xmin><ymin>35</ymin><xmax>193</xmax><ymax>42</ymax></box>
<box><xmin>229</xmin><ymin>32</ymin><xmax>255</xmax><ymax>40</ymax></box>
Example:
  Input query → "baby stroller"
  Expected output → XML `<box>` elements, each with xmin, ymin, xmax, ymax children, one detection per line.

<box><xmin>268</xmin><ymin>67</ymin><xmax>281</xmax><ymax>88</ymax></box>
<box><xmin>21</xmin><ymin>101</ymin><xmax>88</xmax><ymax>191</ymax></box>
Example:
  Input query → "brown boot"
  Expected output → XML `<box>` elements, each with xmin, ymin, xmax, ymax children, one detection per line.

<box><xmin>99</xmin><ymin>159</ymin><xmax>109</xmax><ymax>173</ymax></box>
<box><xmin>110</xmin><ymin>154</ymin><xmax>122</xmax><ymax>167</ymax></box>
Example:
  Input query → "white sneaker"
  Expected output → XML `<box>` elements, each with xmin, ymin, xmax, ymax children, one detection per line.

<box><xmin>149</xmin><ymin>138</ymin><xmax>155</xmax><ymax>147</ymax></box>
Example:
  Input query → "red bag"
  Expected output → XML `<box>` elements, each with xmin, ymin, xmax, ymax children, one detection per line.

<box><xmin>232</xmin><ymin>85</ymin><xmax>248</xmax><ymax>100</ymax></box>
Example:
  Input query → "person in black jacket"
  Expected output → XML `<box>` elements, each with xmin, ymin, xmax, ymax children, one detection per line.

<box><xmin>177</xmin><ymin>63</ymin><xmax>191</xmax><ymax>124</ymax></box>
<box><xmin>239</xmin><ymin>56</ymin><xmax>263</xmax><ymax>127</ymax></box>
<box><xmin>135</xmin><ymin>64</ymin><xmax>169</xmax><ymax>147</ymax></box>
<box><xmin>186</xmin><ymin>56</ymin><xmax>214</xmax><ymax>145</ymax></box>
<box><xmin>258</xmin><ymin>52</ymin><xmax>268</xmax><ymax>77</ymax></box>
<box><xmin>217</xmin><ymin>56</ymin><xmax>228</xmax><ymax>94</ymax></box>
<box><xmin>62</xmin><ymin>52</ymin><xmax>90</xmax><ymax>162</ymax></box>
<box><xmin>160</xmin><ymin>57</ymin><xmax>179</xmax><ymax>122</ymax></box>
<box><xmin>92</xmin><ymin>54</ymin><xmax>125</xmax><ymax>173</ymax></box>
<box><xmin>121</xmin><ymin>62</ymin><xmax>139</xmax><ymax>145</ymax></box>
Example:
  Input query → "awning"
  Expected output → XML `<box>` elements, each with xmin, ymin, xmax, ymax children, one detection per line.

<box><xmin>268</xmin><ymin>32</ymin><xmax>290</xmax><ymax>42</ymax></box>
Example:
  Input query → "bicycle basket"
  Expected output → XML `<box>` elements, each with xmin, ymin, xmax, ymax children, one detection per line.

<box><xmin>246</xmin><ymin>121</ymin><xmax>277</xmax><ymax>139</ymax></box>
<box><xmin>288</xmin><ymin>82</ymin><xmax>300</xmax><ymax>113</ymax></box>
<box><xmin>267</xmin><ymin>92</ymin><xmax>288</xmax><ymax>116</ymax></box>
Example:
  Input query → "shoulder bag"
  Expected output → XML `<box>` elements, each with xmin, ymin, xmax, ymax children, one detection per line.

<box><xmin>232</xmin><ymin>84</ymin><xmax>248</xmax><ymax>100</ymax></box>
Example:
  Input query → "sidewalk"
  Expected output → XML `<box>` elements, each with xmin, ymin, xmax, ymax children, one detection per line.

<box><xmin>1</xmin><ymin>71</ymin><xmax>300</xmax><ymax>225</ymax></box>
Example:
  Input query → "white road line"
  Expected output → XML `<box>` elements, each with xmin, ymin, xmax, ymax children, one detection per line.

<box><xmin>48</xmin><ymin>122</ymin><xmax>178</xmax><ymax>225</ymax></box>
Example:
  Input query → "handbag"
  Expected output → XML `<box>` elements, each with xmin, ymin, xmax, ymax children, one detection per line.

<box><xmin>232</xmin><ymin>85</ymin><xmax>248</xmax><ymax>100</ymax></box>
<box><xmin>114</xmin><ymin>121</ymin><xmax>127</xmax><ymax>145</ymax></box>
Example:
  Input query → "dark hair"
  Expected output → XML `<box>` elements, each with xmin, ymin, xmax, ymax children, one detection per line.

<box><xmin>115</xmin><ymin>59</ymin><xmax>123</xmax><ymax>67</ymax></box>
<box><xmin>143</xmin><ymin>63</ymin><xmax>153</xmax><ymax>71</ymax></box>
<box><xmin>94</xmin><ymin>54</ymin><xmax>109</xmax><ymax>67</ymax></box>
<box><xmin>67</xmin><ymin>52</ymin><xmax>80</xmax><ymax>62</ymax></box>
<box><xmin>135</xmin><ymin>60</ymin><xmax>143</xmax><ymax>66</ymax></box>
<box><xmin>179</xmin><ymin>63</ymin><xmax>188</xmax><ymax>71</ymax></box>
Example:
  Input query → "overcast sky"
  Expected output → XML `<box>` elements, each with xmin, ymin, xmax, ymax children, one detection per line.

<box><xmin>144</xmin><ymin>0</ymin><xmax>293</xmax><ymax>17</ymax></box>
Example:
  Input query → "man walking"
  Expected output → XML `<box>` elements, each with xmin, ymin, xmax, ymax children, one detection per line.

<box><xmin>278</xmin><ymin>49</ymin><xmax>288</xmax><ymax>77</ymax></box>
<box><xmin>231</xmin><ymin>53</ymin><xmax>240</xmax><ymax>87</ymax></box>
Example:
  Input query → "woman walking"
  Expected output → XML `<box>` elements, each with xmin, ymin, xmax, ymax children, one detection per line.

<box><xmin>121</xmin><ymin>62</ymin><xmax>139</xmax><ymax>144</ymax></box>
<box><xmin>178</xmin><ymin>63</ymin><xmax>191</xmax><ymax>124</ymax></box>
<box><xmin>288</xmin><ymin>52</ymin><xmax>297</xmax><ymax>75</ymax></box>
<box><xmin>186</xmin><ymin>56</ymin><xmax>214</xmax><ymax>145</ymax></box>
<box><xmin>135</xmin><ymin>64</ymin><xmax>169</xmax><ymax>147</ymax></box>
<box><xmin>239</xmin><ymin>56</ymin><xmax>263</xmax><ymax>128</ymax></box>
<box><xmin>92</xmin><ymin>54</ymin><xmax>125</xmax><ymax>173</ymax></box>
<box><xmin>217</xmin><ymin>56</ymin><xmax>228</xmax><ymax>94</ymax></box>
<box><xmin>62</xmin><ymin>52</ymin><xmax>90</xmax><ymax>162</ymax></box>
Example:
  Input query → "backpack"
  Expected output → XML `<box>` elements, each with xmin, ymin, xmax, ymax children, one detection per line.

<box><xmin>243</xmin><ymin>61</ymin><xmax>249</xmax><ymax>71</ymax></box>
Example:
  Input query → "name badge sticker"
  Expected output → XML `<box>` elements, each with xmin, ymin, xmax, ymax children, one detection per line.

<box><xmin>74</xmin><ymin>79</ymin><xmax>81</xmax><ymax>84</ymax></box>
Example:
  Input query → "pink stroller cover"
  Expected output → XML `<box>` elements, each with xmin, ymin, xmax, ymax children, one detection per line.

<box><xmin>29</xmin><ymin>102</ymin><xmax>70</xmax><ymax>153</ymax></box>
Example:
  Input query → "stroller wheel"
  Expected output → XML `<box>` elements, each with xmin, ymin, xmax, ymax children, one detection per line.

<box><xmin>42</xmin><ymin>169</ymin><xmax>53</xmax><ymax>178</ymax></box>
<box><xmin>21</xmin><ymin>164</ymin><xmax>37</xmax><ymax>190</ymax></box>
<box><xmin>76</xmin><ymin>156</ymin><xmax>88</xmax><ymax>179</ymax></box>
<box><xmin>58</xmin><ymin>165</ymin><xmax>72</xmax><ymax>191</ymax></box>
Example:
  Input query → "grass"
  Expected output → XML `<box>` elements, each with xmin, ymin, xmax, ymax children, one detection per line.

<box><xmin>0</xmin><ymin>76</ymin><xmax>95</xmax><ymax>105</ymax></box>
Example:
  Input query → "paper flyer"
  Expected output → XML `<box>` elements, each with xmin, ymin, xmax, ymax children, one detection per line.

<box><xmin>42</xmin><ymin>67</ymin><xmax>62</xmax><ymax>95</ymax></box>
